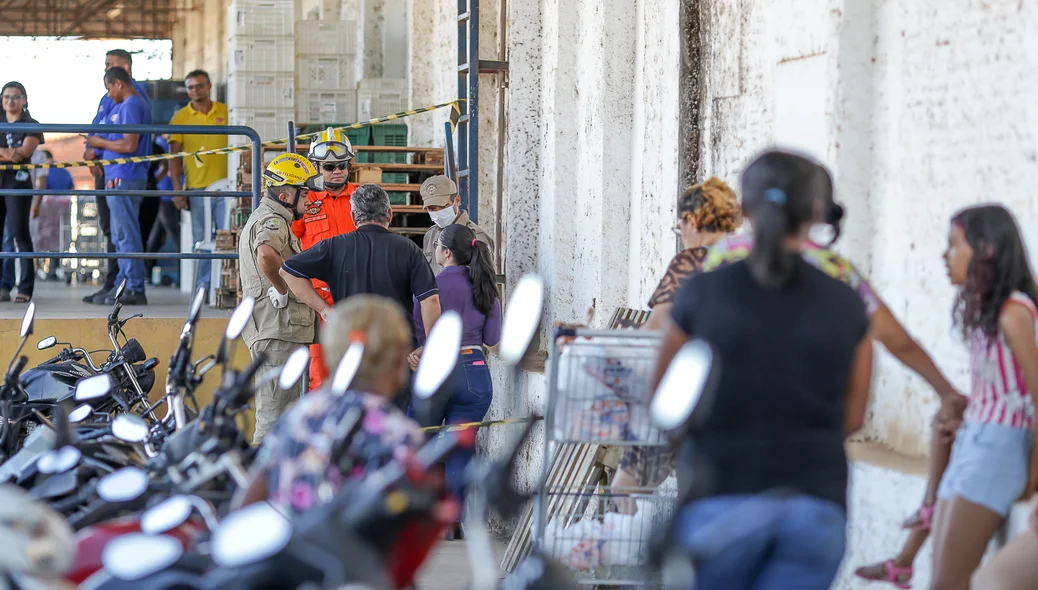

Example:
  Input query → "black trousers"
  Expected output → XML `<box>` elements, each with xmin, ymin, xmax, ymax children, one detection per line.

<box><xmin>138</xmin><ymin>196</ymin><xmax>160</xmax><ymax>276</ymax></box>
<box><xmin>146</xmin><ymin>199</ymin><xmax>181</xmax><ymax>260</ymax></box>
<box><xmin>94</xmin><ymin>175</ymin><xmax>118</xmax><ymax>292</ymax></box>
<box><xmin>0</xmin><ymin>176</ymin><xmax>35</xmax><ymax>297</ymax></box>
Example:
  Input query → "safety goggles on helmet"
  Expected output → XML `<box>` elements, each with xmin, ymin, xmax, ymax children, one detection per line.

<box><xmin>309</xmin><ymin>141</ymin><xmax>354</xmax><ymax>162</ymax></box>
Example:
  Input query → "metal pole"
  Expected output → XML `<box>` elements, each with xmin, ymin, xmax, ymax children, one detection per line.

<box><xmin>0</xmin><ymin>189</ymin><xmax>249</xmax><ymax>198</ymax></box>
<box><xmin>251</xmin><ymin>133</ymin><xmax>263</xmax><ymax>209</ymax></box>
<box><xmin>444</xmin><ymin>121</ymin><xmax>457</xmax><ymax>182</ymax></box>
<box><xmin>287</xmin><ymin>121</ymin><xmax>296</xmax><ymax>154</ymax></box>
<box><xmin>468</xmin><ymin>0</ymin><xmax>480</xmax><ymax>224</ymax></box>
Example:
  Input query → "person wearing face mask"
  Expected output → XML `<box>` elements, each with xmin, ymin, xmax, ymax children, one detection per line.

<box><xmin>291</xmin><ymin>127</ymin><xmax>360</xmax><ymax>391</ymax></box>
<box><xmin>420</xmin><ymin>175</ymin><xmax>494</xmax><ymax>275</ymax></box>
<box><xmin>238</xmin><ymin>153</ymin><xmax>322</xmax><ymax>444</ymax></box>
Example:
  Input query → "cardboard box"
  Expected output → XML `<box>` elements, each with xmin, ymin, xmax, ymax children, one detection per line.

<box><xmin>353</xmin><ymin>167</ymin><xmax>382</xmax><ymax>184</ymax></box>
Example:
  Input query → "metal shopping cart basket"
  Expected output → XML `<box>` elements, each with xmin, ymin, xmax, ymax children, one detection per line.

<box><xmin>534</xmin><ymin>327</ymin><xmax>677</xmax><ymax>589</ymax></box>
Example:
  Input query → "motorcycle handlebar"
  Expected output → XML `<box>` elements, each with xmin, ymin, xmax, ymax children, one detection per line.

<box><xmin>9</xmin><ymin>356</ymin><xmax>28</xmax><ymax>380</ymax></box>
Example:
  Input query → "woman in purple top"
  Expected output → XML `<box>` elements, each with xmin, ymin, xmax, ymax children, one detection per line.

<box><xmin>411</xmin><ymin>223</ymin><xmax>501</xmax><ymax>540</ymax></box>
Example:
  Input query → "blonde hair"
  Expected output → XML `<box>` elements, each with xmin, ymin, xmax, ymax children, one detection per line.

<box><xmin>321</xmin><ymin>295</ymin><xmax>412</xmax><ymax>384</ymax></box>
<box><xmin>678</xmin><ymin>177</ymin><xmax>743</xmax><ymax>233</ymax></box>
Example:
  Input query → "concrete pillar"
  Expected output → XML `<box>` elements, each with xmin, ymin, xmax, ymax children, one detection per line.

<box><xmin>382</xmin><ymin>0</ymin><xmax>408</xmax><ymax>79</ymax></box>
<box><xmin>359</xmin><ymin>0</ymin><xmax>385</xmax><ymax>78</ymax></box>
<box><xmin>407</xmin><ymin>0</ymin><xmax>454</xmax><ymax>148</ymax></box>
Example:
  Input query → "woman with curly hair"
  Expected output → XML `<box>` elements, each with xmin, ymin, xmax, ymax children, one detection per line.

<box><xmin>642</xmin><ymin>177</ymin><xmax>743</xmax><ymax>331</ymax></box>
<box><xmin>925</xmin><ymin>204</ymin><xmax>1038</xmax><ymax>589</ymax></box>
<box><xmin>610</xmin><ymin>178</ymin><xmax>743</xmax><ymax>512</ymax></box>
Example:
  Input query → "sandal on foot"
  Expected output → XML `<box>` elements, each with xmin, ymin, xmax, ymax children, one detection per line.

<box><xmin>12</xmin><ymin>294</ymin><xmax>30</xmax><ymax>304</ymax></box>
<box><xmin>854</xmin><ymin>560</ymin><xmax>912</xmax><ymax>589</ymax></box>
<box><xmin>900</xmin><ymin>503</ymin><xmax>934</xmax><ymax>531</ymax></box>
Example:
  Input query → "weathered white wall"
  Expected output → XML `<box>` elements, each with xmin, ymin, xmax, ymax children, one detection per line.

<box><xmin>699</xmin><ymin>0</ymin><xmax>1038</xmax><ymax>458</ymax></box>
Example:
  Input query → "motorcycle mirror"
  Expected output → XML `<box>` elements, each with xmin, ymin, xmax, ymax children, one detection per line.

<box><xmin>36</xmin><ymin>445</ymin><xmax>81</xmax><ymax>475</ymax></box>
<box><xmin>224</xmin><ymin>297</ymin><xmax>255</xmax><ymax>341</ymax></box>
<box><xmin>96</xmin><ymin>466</ymin><xmax>149</xmax><ymax>503</ymax></box>
<box><xmin>113</xmin><ymin>279</ymin><xmax>127</xmax><ymax>304</ymax></box>
<box><xmin>188</xmin><ymin>287</ymin><xmax>205</xmax><ymax>324</ymax></box>
<box><xmin>19</xmin><ymin>301</ymin><xmax>35</xmax><ymax>338</ymax></box>
<box><xmin>68</xmin><ymin>404</ymin><xmax>92</xmax><ymax>424</ymax></box>
<box><xmin>211</xmin><ymin>502</ymin><xmax>292</xmax><ymax>569</ymax></box>
<box><xmin>498</xmin><ymin>274</ymin><xmax>545</xmax><ymax>365</ymax></box>
<box><xmin>74</xmin><ymin>374</ymin><xmax>113</xmax><ymax>402</ymax></box>
<box><xmin>278</xmin><ymin>346</ymin><xmax>310</xmax><ymax>390</ymax></box>
<box><xmin>36</xmin><ymin>336</ymin><xmax>57</xmax><ymax>351</ymax></box>
<box><xmin>330</xmin><ymin>342</ymin><xmax>365</xmax><ymax>396</ymax></box>
<box><xmin>413</xmin><ymin>311</ymin><xmax>463</xmax><ymax>400</ymax></box>
<box><xmin>111</xmin><ymin>414</ymin><xmax>150</xmax><ymax>443</ymax></box>
<box><xmin>216</xmin><ymin>296</ymin><xmax>255</xmax><ymax>364</ymax></box>
<box><xmin>141</xmin><ymin>495</ymin><xmax>194</xmax><ymax>535</ymax></box>
<box><xmin>103</xmin><ymin>533</ymin><xmax>183</xmax><ymax>581</ymax></box>
<box><xmin>651</xmin><ymin>339</ymin><xmax>718</xmax><ymax>434</ymax></box>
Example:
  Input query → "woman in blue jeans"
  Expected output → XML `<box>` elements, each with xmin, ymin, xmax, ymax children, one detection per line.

<box><xmin>410</xmin><ymin>223</ymin><xmax>501</xmax><ymax>540</ymax></box>
<box><xmin>654</xmin><ymin>151</ymin><xmax>873</xmax><ymax>589</ymax></box>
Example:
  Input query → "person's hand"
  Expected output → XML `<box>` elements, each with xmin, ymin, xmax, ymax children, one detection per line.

<box><xmin>173</xmin><ymin>196</ymin><xmax>189</xmax><ymax>210</ymax></box>
<box><xmin>88</xmin><ymin>165</ymin><xmax>102</xmax><ymax>179</ymax></box>
<box><xmin>83</xmin><ymin>147</ymin><xmax>96</xmax><ymax>160</ymax></box>
<box><xmin>319</xmin><ymin>306</ymin><xmax>331</xmax><ymax>322</ymax></box>
<box><xmin>85</xmin><ymin>136</ymin><xmax>105</xmax><ymax>149</ymax></box>
<box><xmin>30</xmin><ymin>203</ymin><xmax>40</xmax><ymax>219</ymax></box>
<box><xmin>408</xmin><ymin>347</ymin><xmax>423</xmax><ymax>371</ymax></box>
<box><xmin>931</xmin><ymin>408</ymin><xmax>961</xmax><ymax>445</ymax></box>
<box><xmin>267</xmin><ymin>286</ymin><xmax>288</xmax><ymax>309</ymax></box>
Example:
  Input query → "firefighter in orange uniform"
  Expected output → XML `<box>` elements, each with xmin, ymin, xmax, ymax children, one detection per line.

<box><xmin>291</xmin><ymin>128</ymin><xmax>359</xmax><ymax>390</ymax></box>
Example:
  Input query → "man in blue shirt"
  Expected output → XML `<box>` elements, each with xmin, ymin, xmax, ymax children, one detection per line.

<box><xmin>82</xmin><ymin>49</ymin><xmax>151</xmax><ymax>304</ymax></box>
<box><xmin>84</xmin><ymin>66</ymin><xmax>152</xmax><ymax>305</ymax></box>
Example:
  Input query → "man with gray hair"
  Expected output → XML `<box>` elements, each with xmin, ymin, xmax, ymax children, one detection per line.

<box><xmin>280</xmin><ymin>184</ymin><xmax>441</xmax><ymax>406</ymax></box>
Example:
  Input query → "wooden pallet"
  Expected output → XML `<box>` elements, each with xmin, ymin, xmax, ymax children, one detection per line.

<box><xmin>499</xmin><ymin>308</ymin><xmax>651</xmax><ymax>573</ymax></box>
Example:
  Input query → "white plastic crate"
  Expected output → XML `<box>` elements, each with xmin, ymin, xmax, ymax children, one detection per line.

<box><xmin>356</xmin><ymin>78</ymin><xmax>407</xmax><ymax>120</ymax></box>
<box><xmin>294</xmin><ymin>20</ymin><xmax>357</xmax><ymax>56</ymax></box>
<box><xmin>356</xmin><ymin>78</ymin><xmax>407</xmax><ymax>94</ymax></box>
<box><xmin>228</xmin><ymin>35</ymin><xmax>294</xmax><ymax>73</ymax></box>
<box><xmin>227</xmin><ymin>72</ymin><xmax>294</xmax><ymax>110</ymax></box>
<box><xmin>296</xmin><ymin>90</ymin><xmax>357</xmax><ymax>125</ymax></box>
<box><xmin>229</xmin><ymin>107</ymin><xmax>294</xmax><ymax>142</ymax></box>
<box><xmin>228</xmin><ymin>1</ymin><xmax>295</xmax><ymax>37</ymax></box>
<box><xmin>296</xmin><ymin>54</ymin><xmax>357</xmax><ymax>91</ymax></box>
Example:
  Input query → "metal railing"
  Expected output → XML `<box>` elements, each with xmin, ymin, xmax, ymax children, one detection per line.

<box><xmin>0</xmin><ymin>123</ymin><xmax>262</xmax><ymax>264</ymax></box>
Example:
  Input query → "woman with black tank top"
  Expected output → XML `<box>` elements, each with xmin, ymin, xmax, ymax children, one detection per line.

<box><xmin>0</xmin><ymin>81</ymin><xmax>42</xmax><ymax>303</ymax></box>
<box><xmin>654</xmin><ymin>149</ymin><xmax>874</xmax><ymax>589</ymax></box>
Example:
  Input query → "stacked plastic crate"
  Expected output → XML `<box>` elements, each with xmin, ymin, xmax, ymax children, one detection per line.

<box><xmin>226</xmin><ymin>0</ymin><xmax>295</xmax><ymax>149</ymax></box>
<box><xmin>294</xmin><ymin>19</ymin><xmax>358</xmax><ymax>126</ymax></box>
<box><xmin>356</xmin><ymin>78</ymin><xmax>407</xmax><ymax>121</ymax></box>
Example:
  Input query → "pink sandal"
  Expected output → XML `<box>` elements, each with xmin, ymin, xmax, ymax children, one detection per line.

<box><xmin>900</xmin><ymin>503</ymin><xmax>934</xmax><ymax>531</ymax></box>
<box><xmin>854</xmin><ymin>560</ymin><xmax>913</xmax><ymax>589</ymax></box>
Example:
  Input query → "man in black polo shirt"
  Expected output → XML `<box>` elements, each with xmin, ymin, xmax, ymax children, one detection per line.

<box><xmin>280</xmin><ymin>183</ymin><xmax>442</xmax><ymax>367</ymax></box>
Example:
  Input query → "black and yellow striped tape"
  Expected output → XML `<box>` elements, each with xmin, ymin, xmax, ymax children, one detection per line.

<box><xmin>420</xmin><ymin>416</ymin><xmax>541</xmax><ymax>434</ymax></box>
<box><xmin>0</xmin><ymin>99</ymin><xmax>463</xmax><ymax>171</ymax></box>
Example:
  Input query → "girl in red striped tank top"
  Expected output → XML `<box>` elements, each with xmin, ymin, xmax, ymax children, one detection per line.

<box><xmin>930</xmin><ymin>205</ymin><xmax>1038</xmax><ymax>588</ymax></box>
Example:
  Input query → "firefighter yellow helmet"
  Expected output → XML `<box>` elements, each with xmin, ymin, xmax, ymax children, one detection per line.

<box><xmin>263</xmin><ymin>153</ymin><xmax>324</xmax><ymax>191</ymax></box>
<box><xmin>307</xmin><ymin>127</ymin><xmax>355</xmax><ymax>162</ymax></box>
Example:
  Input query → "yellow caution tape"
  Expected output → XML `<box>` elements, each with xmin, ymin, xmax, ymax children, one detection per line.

<box><xmin>0</xmin><ymin>100</ymin><xmax>463</xmax><ymax>171</ymax></box>
<box><xmin>420</xmin><ymin>416</ymin><xmax>541</xmax><ymax>434</ymax></box>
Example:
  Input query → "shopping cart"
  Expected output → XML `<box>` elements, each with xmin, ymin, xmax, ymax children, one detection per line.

<box><xmin>534</xmin><ymin>328</ymin><xmax>677</xmax><ymax>588</ymax></box>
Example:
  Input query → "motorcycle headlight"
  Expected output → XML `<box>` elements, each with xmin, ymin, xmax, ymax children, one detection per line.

<box><xmin>121</xmin><ymin>338</ymin><xmax>146</xmax><ymax>364</ymax></box>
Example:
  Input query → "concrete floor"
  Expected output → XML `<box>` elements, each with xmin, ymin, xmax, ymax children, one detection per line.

<box><xmin>0</xmin><ymin>282</ymin><xmax>230</xmax><ymax>320</ymax></box>
<box><xmin>415</xmin><ymin>538</ymin><xmax>506</xmax><ymax>589</ymax></box>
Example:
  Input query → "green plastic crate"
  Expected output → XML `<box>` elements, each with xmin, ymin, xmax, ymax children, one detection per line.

<box><xmin>383</xmin><ymin>172</ymin><xmax>410</xmax><ymax>205</ymax></box>
<box><xmin>359</xmin><ymin>124</ymin><xmax>408</xmax><ymax>164</ymax></box>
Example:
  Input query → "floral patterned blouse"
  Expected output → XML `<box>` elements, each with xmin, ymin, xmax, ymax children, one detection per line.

<box><xmin>251</xmin><ymin>389</ymin><xmax>424</xmax><ymax>516</ymax></box>
<box><xmin>703</xmin><ymin>235</ymin><xmax>881</xmax><ymax>317</ymax></box>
